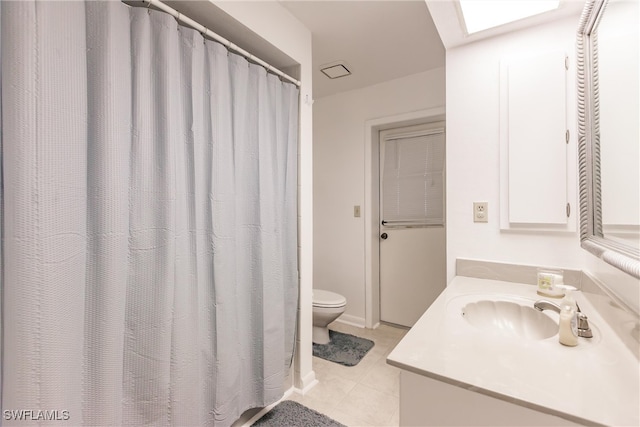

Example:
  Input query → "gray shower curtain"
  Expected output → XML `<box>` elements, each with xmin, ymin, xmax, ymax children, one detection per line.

<box><xmin>0</xmin><ymin>1</ymin><xmax>299</xmax><ymax>426</ymax></box>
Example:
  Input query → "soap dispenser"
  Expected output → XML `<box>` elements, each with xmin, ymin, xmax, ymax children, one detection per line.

<box><xmin>557</xmin><ymin>285</ymin><xmax>578</xmax><ymax>346</ymax></box>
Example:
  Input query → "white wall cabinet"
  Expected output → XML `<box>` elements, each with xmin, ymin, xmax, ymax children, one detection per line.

<box><xmin>499</xmin><ymin>50</ymin><xmax>576</xmax><ymax>231</ymax></box>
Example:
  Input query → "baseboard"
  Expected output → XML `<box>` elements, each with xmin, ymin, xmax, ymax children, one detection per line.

<box><xmin>294</xmin><ymin>370</ymin><xmax>318</xmax><ymax>395</ymax></box>
<box><xmin>334</xmin><ymin>314</ymin><xmax>366</xmax><ymax>328</ymax></box>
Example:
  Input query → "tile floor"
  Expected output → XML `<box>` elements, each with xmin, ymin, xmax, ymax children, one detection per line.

<box><xmin>287</xmin><ymin>321</ymin><xmax>408</xmax><ymax>426</ymax></box>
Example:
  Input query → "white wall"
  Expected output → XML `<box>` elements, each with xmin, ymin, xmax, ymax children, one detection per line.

<box><xmin>314</xmin><ymin>68</ymin><xmax>445</xmax><ymax>324</ymax></box>
<box><xmin>446</xmin><ymin>15</ymin><xmax>639</xmax><ymax>312</ymax></box>
<box><xmin>211</xmin><ymin>0</ymin><xmax>317</xmax><ymax>391</ymax></box>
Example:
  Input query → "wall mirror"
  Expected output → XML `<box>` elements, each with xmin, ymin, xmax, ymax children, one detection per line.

<box><xmin>577</xmin><ymin>0</ymin><xmax>640</xmax><ymax>278</ymax></box>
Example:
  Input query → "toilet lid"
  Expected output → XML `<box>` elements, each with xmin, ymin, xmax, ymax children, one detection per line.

<box><xmin>313</xmin><ymin>289</ymin><xmax>346</xmax><ymax>308</ymax></box>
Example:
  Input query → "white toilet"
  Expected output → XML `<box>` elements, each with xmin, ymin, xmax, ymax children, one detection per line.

<box><xmin>312</xmin><ymin>289</ymin><xmax>347</xmax><ymax>344</ymax></box>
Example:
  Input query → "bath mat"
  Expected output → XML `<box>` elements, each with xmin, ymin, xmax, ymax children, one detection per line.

<box><xmin>252</xmin><ymin>400</ymin><xmax>345</xmax><ymax>427</ymax></box>
<box><xmin>312</xmin><ymin>330</ymin><xmax>374</xmax><ymax>366</ymax></box>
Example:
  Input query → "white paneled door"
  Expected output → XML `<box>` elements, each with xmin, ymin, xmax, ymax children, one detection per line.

<box><xmin>379</xmin><ymin>123</ymin><xmax>446</xmax><ymax>327</ymax></box>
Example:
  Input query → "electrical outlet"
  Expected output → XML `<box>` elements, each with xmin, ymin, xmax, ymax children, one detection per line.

<box><xmin>473</xmin><ymin>202</ymin><xmax>488</xmax><ymax>223</ymax></box>
<box><xmin>354</xmin><ymin>205</ymin><xmax>361</xmax><ymax>218</ymax></box>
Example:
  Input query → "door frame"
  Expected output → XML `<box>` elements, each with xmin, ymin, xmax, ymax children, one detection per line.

<box><xmin>363</xmin><ymin>107</ymin><xmax>445</xmax><ymax>329</ymax></box>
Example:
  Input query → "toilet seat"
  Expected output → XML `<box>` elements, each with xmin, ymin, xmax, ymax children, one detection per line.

<box><xmin>313</xmin><ymin>289</ymin><xmax>346</xmax><ymax>308</ymax></box>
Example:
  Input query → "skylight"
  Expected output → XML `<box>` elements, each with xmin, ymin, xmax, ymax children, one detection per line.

<box><xmin>459</xmin><ymin>0</ymin><xmax>561</xmax><ymax>34</ymax></box>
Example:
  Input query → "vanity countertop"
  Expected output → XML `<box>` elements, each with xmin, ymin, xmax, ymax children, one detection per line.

<box><xmin>387</xmin><ymin>276</ymin><xmax>639</xmax><ymax>426</ymax></box>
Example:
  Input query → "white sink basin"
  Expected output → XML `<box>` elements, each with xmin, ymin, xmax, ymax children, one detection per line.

<box><xmin>462</xmin><ymin>300</ymin><xmax>558</xmax><ymax>340</ymax></box>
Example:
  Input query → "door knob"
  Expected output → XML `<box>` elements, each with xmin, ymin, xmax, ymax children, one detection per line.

<box><xmin>380</xmin><ymin>232</ymin><xmax>388</xmax><ymax>240</ymax></box>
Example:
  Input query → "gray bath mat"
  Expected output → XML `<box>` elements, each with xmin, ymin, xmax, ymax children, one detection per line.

<box><xmin>312</xmin><ymin>330</ymin><xmax>374</xmax><ymax>366</ymax></box>
<box><xmin>252</xmin><ymin>400</ymin><xmax>345</xmax><ymax>427</ymax></box>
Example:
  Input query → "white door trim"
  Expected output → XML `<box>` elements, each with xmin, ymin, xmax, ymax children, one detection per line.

<box><xmin>364</xmin><ymin>107</ymin><xmax>446</xmax><ymax>329</ymax></box>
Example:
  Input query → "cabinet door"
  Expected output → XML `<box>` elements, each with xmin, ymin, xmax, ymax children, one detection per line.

<box><xmin>501</xmin><ymin>50</ymin><xmax>569</xmax><ymax>226</ymax></box>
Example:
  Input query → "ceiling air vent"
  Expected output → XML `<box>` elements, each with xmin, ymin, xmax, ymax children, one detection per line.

<box><xmin>320</xmin><ymin>62</ymin><xmax>351</xmax><ymax>79</ymax></box>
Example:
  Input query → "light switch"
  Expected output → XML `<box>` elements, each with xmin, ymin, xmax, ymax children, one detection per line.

<box><xmin>354</xmin><ymin>205</ymin><xmax>361</xmax><ymax>218</ymax></box>
<box><xmin>473</xmin><ymin>202</ymin><xmax>488</xmax><ymax>223</ymax></box>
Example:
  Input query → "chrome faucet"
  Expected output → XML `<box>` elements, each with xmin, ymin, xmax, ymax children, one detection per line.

<box><xmin>533</xmin><ymin>300</ymin><xmax>562</xmax><ymax>314</ymax></box>
<box><xmin>534</xmin><ymin>299</ymin><xmax>593</xmax><ymax>338</ymax></box>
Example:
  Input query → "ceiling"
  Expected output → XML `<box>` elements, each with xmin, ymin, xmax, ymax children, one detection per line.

<box><xmin>160</xmin><ymin>0</ymin><xmax>582</xmax><ymax>100</ymax></box>
<box><xmin>279</xmin><ymin>1</ymin><xmax>445</xmax><ymax>99</ymax></box>
<box><xmin>162</xmin><ymin>1</ymin><xmax>444</xmax><ymax>99</ymax></box>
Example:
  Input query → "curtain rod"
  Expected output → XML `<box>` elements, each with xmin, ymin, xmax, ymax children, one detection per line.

<box><xmin>138</xmin><ymin>0</ymin><xmax>301</xmax><ymax>87</ymax></box>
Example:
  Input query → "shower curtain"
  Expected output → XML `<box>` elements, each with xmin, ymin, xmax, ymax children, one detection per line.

<box><xmin>0</xmin><ymin>1</ymin><xmax>299</xmax><ymax>426</ymax></box>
